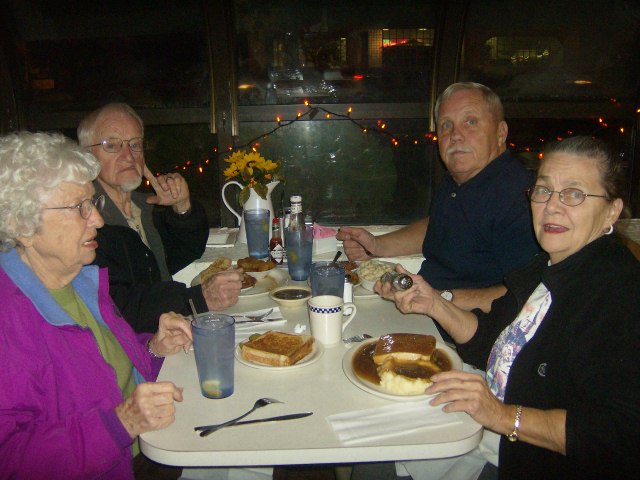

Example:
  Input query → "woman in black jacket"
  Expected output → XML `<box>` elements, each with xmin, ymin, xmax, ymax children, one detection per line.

<box><xmin>383</xmin><ymin>136</ymin><xmax>640</xmax><ymax>479</ymax></box>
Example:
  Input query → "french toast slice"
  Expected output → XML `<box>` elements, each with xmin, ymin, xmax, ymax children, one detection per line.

<box><xmin>240</xmin><ymin>331</ymin><xmax>314</xmax><ymax>366</ymax></box>
<box><xmin>372</xmin><ymin>333</ymin><xmax>436</xmax><ymax>365</ymax></box>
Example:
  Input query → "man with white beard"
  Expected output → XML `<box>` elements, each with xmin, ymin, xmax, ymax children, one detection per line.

<box><xmin>78</xmin><ymin>103</ymin><xmax>242</xmax><ymax>332</ymax></box>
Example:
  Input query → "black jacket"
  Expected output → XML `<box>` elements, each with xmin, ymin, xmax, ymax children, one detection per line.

<box><xmin>457</xmin><ymin>235</ymin><xmax>640</xmax><ymax>479</ymax></box>
<box><xmin>92</xmin><ymin>183</ymin><xmax>209</xmax><ymax>332</ymax></box>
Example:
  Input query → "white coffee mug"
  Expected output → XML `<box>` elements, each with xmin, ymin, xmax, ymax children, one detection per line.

<box><xmin>308</xmin><ymin>295</ymin><xmax>357</xmax><ymax>346</ymax></box>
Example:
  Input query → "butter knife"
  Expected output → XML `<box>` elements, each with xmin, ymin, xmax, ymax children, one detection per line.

<box><xmin>195</xmin><ymin>412</ymin><xmax>312</xmax><ymax>432</ymax></box>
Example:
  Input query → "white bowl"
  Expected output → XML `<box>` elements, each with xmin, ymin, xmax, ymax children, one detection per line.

<box><xmin>269</xmin><ymin>286</ymin><xmax>312</xmax><ymax>307</ymax></box>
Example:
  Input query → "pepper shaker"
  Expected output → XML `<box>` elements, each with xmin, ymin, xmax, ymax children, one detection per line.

<box><xmin>380</xmin><ymin>272</ymin><xmax>413</xmax><ymax>290</ymax></box>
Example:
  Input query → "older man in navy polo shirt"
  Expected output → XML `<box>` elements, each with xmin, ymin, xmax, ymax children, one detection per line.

<box><xmin>337</xmin><ymin>82</ymin><xmax>540</xmax><ymax>312</ymax></box>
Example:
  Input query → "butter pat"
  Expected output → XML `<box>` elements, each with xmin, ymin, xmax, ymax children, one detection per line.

<box><xmin>313</xmin><ymin>236</ymin><xmax>337</xmax><ymax>255</ymax></box>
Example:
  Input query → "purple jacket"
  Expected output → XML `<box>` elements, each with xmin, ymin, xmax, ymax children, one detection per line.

<box><xmin>0</xmin><ymin>249</ymin><xmax>163</xmax><ymax>479</ymax></box>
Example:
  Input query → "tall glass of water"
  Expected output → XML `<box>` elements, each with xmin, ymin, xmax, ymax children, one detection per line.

<box><xmin>284</xmin><ymin>226</ymin><xmax>314</xmax><ymax>280</ymax></box>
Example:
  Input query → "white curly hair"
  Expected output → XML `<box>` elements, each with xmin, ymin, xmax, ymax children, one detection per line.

<box><xmin>0</xmin><ymin>131</ymin><xmax>101</xmax><ymax>251</ymax></box>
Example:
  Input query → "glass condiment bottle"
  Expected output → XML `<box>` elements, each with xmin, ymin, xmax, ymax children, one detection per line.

<box><xmin>288</xmin><ymin>195</ymin><xmax>305</xmax><ymax>232</ymax></box>
<box><xmin>380</xmin><ymin>272</ymin><xmax>413</xmax><ymax>290</ymax></box>
<box><xmin>269</xmin><ymin>217</ymin><xmax>284</xmax><ymax>264</ymax></box>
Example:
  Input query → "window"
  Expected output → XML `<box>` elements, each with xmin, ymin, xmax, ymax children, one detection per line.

<box><xmin>461</xmin><ymin>0</ymin><xmax>640</xmax><ymax>215</ymax></box>
<box><xmin>232</xmin><ymin>0</ymin><xmax>442</xmax><ymax>225</ymax></box>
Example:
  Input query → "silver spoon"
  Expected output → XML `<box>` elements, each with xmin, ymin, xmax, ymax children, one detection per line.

<box><xmin>196</xmin><ymin>397</ymin><xmax>283</xmax><ymax>437</ymax></box>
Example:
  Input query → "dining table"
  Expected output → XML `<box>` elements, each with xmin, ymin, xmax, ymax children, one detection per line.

<box><xmin>139</xmin><ymin>227</ymin><xmax>483</xmax><ymax>468</ymax></box>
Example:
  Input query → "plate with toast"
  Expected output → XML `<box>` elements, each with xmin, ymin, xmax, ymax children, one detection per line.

<box><xmin>342</xmin><ymin>334</ymin><xmax>462</xmax><ymax>401</ymax></box>
<box><xmin>235</xmin><ymin>331</ymin><xmax>323</xmax><ymax>370</ymax></box>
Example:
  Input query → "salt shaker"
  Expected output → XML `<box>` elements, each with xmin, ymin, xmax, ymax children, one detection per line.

<box><xmin>380</xmin><ymin>272</ymin><xmax>413</xmax><ymax>290</ymax></box>
<box><xmin>343</xmin><ymin>274</ymin><xmax>353</xmax><ymax>315</ymax></box>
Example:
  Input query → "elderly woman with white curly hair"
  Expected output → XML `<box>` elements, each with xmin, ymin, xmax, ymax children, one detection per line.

<box><xmin>0</xmin><ymin>131</ymin><xmax>192</xmax><ymax>479</ymax></box>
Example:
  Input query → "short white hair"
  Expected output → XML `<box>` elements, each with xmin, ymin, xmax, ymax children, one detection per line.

<box><xmin>0</xmin><ymin>131</ymin><xmax>101</xmax><ymax>250</ymax></box>
<box><xmin>77</xmin><ymin>102</ymin><xmax>144</xmax><ymax>147</ymax></box>
<box><xmin>435</xmin><ymin>82</ymin><xmax>505</xmax><ymax>123</ymax></box>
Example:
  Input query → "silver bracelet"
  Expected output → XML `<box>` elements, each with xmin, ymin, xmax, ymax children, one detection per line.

<box><xmin>146</xmin><ymin>338</ymin><xmax>165</xmax><ymax>358</ymax></box>
<box><xmin>176</xmin><ymin>206</ymin><xmax>192</xmax><ymax>215</ymax></box>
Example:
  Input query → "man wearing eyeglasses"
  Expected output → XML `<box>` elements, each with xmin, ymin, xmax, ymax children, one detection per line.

<box><xmin>78</xmin><ymin>103</ymin><xmax>243</xmax><ymax>332</ymax></box>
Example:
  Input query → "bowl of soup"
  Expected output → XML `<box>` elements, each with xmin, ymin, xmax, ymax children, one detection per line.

<box><xmin>269</xmin><ymin>286</ymin><xmax>312</xmax><ymax>308</ymax></box>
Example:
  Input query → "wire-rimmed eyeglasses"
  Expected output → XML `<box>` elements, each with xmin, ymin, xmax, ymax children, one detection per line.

<box><xmin>527</xmin><ymin>185</ymin><xmax>608</xmax><ymax>207</ymax></box>
<box><xmin>88</xmin><ymin>137</ymin><xmax>144</xmax><ymax>154</ymax></box>
<box><xmin>44</xmin><ymin>195</ymin><xmax>105</xmax><ymax>219</ymax></box>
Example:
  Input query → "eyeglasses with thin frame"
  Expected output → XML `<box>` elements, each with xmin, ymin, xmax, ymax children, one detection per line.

<box><xmin>88</xmin><ymin>137</ymin><xmax>144</xmax><ymax>154</ymax></box>
<box><xmin>527</xmin><ymin>185</ymin><xmax>608</xmax><ymax>207</ymax></box>
<box><xmin>44</xmin><ymin>195</ymin><xmax>105</xmax><ymax>219</ymax></box>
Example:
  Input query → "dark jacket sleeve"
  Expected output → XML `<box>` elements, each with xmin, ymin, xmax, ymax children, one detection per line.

<box><xmin>152</xmin><ymin>198</ymin><xmax>209</xmax><ymax>275</ymax></box>
<box><xmin>93</xmin><ymin>224</ymin><xmax>208</xmax><ymax>332</ymax></box>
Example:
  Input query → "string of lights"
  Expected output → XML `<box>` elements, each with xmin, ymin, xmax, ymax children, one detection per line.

<box><xmin>154</xmin><ymin>101</ymin><xmax>634</xmax><ymax>176</ymax></box>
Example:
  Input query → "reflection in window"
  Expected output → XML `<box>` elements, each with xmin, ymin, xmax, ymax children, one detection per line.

<box><xmin>236</xmin><ymin>0</ymin><xmax>438</xmax><ymax>105</ymax></box>
<box><xmin>462</xmin><ymin>0</ymin><xmax>639</xmax><ymax>103</ymax></box>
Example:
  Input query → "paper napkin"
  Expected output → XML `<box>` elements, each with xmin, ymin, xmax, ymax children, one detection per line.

<box><xmin>327</xmin><ymin>399</ymin><xmax>464</xmax><ymax>445</ymax></box>
<box><xmin>232</xmin><ymin>307</ymin><xmax>287</xmax><ymax>343</ymax></box>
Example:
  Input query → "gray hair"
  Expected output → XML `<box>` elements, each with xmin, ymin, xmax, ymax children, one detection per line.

<box><xmin>0</xmin><ymin>131</ymin><xmax>101</xmax><ymax>251</ymax></box>
<box><xmin>77</xmin><ymin>102</ymin><xmax>144</xmax><ymax>147</ymax></box>
<box><xmin>434</xmin><ymin>82</ymin><xmax>505</xmax><ymax>123</ymax></box>
<box><xmin>541</xmin><ymin>135</ymin><xmax>626</xmax><ymax>203</ymax></box>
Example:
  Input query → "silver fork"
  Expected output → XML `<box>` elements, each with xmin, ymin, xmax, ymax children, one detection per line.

<box><xmin>343</xmin><ymin>333</ymin><xmax>373</xmax><ymax>343</ymax></box>
<box><xmin>231</xmin><ymin>308</ymin><xmax>274</xmax><ymax>323</ymax></box>
<box><xmin>195</xmin><ymin>397</ymin><xmax>283</xmax><ymax>437</ymax></box>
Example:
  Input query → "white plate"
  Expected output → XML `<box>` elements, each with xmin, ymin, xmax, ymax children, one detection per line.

<box><xmin>342</xmin><ymin>338</ymin><xmax>463</xmax><ymax>401</ymax></box>
<box><xmin>235</xmin><ymin>341</ymin><xmax>324</xmax><ymax>370</ymax></box>
<box><xmin>192</xmin><ymin>267</ymin><xmax>288</xmax><ymax>297</ymax></box>
<box><xmin>240</xmin><ymin>268</ymin><xmax>288</xmax><ymax>297</ymax></box>
<box><xmin>353</xmin><ymin>284</ymin><xmax>379</xmax><ymax>299</ymax></box>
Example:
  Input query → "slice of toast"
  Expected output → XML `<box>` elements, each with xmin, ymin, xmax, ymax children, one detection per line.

<box><xmin>240</xmin><ymin>331</ymin><xmax>314</xmax><ymax>366</ymax></box>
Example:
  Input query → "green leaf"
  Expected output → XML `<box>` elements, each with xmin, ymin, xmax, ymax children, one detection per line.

<box><xmin>239</xmin><ymin>186</ymin><xmax>250</xmax><ymax>206</ymax></box>
<box><xmin>254</xmin><ymin>182</ymin><xmax>268</xmax><ymax>200</ymax></box>
<box><xmin>241</xmin><ymin>167</ymin><xmax>252</xmax><ymax>183</ymax></box>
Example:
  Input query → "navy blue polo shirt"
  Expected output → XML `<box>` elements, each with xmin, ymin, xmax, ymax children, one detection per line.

<box><xmin>419</xmin><ymin>151</ymin><xmax>540</xmax><ymax>289</ymax></box>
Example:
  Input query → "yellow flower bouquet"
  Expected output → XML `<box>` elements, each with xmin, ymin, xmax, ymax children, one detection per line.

<box><xmin>223</xmin><ymin>149</ymin><xmax>283</xmax><ymax>205</ymax></box>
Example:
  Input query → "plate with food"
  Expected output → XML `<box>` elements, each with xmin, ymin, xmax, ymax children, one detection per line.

<box><xmin>337</xmin><ymin>260</ymin><xmax>360</xmax><ymax>286</ymax></box>
<box><xmin>342</xmin><ymin>333</ymin><xmax>462</xmax><ymax>401</ymax></box>
<box><xmin>357</xmin><ymin>260</ymin><xmax>396</xmax><ymax>291</ymax></box>
<box><xmin>235</xmin><ymin>331</ymin><xmax>323</xmax><ymax>370</ymax></box>
<box><xmin>192</xmin><ymin>256</ymin><xmax>288</xmax><ymax>297</ymax></box>
<box><xmin>237</xmin><ymin>256</ymin><xmax>278</xmax><ymax>280</ymax></box>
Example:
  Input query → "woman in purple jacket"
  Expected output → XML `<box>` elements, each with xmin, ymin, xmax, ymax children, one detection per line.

<box><xmin>0</xmin><ymin>132</ymin><xmax>192</xmax><ymax>479</ymax></box>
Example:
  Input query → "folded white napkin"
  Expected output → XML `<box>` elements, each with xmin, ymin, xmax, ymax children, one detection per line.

<box><xmin>327</xmin><ymin>399</ymin><xmax>464</xmax><ymax>445</ymax></box>
<box><xmin>232</xmin><ymin>307</ymin><xmax>287</xmax><ymax>343</ymax></box>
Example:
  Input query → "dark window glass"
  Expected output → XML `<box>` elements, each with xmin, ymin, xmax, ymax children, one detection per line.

<box><xmin>7</xmin><ymin>0</ymin><xmax>207</xmax><ymax>123</ymax></box>
<box><xmin>232</xmin><ymin>0</ymin><xmax>441</xmax><ymax>225</ymax></box>
<box><xmin>235</xmin><ymin>0</ymin><xmax>438</xmax><ymax>105</ymax></box>
<box><xmin>461</xmin><ymin>0</ymin><xmax>640</xmax><ymax>214</ymax></box>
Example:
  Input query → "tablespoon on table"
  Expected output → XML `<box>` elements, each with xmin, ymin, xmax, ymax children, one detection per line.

<box><xmin>196</xmin><ymin>397</ymin><xmax>283</xmax><ymax>437</ymax></box>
